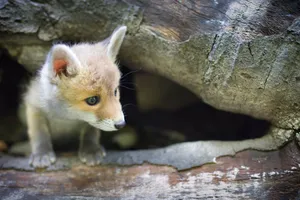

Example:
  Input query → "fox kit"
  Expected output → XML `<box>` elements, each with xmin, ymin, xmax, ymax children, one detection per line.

<box><xmin>24</xmin><ymin>26</ymin><xmax>127</xmax><ymax>168</ymax></box>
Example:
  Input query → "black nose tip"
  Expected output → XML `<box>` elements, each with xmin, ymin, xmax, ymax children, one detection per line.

<box><xmin>114</xmin><ymin>120</ymin><xmax>126</xmax><ymax>130</ymax></box>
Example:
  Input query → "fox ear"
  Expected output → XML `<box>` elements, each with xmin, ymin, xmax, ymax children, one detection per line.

<box><xmin>105</xmin><ymin>26</ymin><xmax>127</xmax><ymax>62</ymax></box>
<box><xmin>49</xmin><ymin>44</ymin><xmax>79</xmax><ymax>77</ymax></box>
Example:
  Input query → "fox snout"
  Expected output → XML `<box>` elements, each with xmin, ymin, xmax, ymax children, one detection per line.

<box><xmin>114</xmin><ymin>120</ymin><xmax>126</xmax><ymax>129</ymax></box>
<box><xmin>92</xmin><ymin>115</ymin><xmax>125</xmax><ymax>132</ymax></box>
<box><xmin>89</xmin><ymin>97</ymin><xmax>125</xmax><ymax>131</ymax></box>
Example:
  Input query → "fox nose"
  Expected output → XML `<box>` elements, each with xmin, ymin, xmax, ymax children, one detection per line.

<box><xmin>114</xmin><ymin>120</ymin><xmax>126</xmax><ymax>130</ymax></box>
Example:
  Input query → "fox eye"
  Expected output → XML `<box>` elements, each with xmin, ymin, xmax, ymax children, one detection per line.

<box><xmin>114</xmin><ymin>88</ymin><xmax>118</xmax><ymax>97</ymax></box>
<box><xmin>85</xmin><ymin>96</ymin><xmax>100</xmax><ymax>106</ymax></box>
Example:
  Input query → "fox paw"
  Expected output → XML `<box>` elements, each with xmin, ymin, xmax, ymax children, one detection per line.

<box><xmin>29</xmin><ymin>151</ymin><xmax>56</xmax><ymax>168</ymax></box>
<box><xmin>79</xmin><ymin>145</ymin><xmax>106</xmax><ymax>166</ymax></box>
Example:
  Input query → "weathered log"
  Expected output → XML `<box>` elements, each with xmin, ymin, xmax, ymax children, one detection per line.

<box><xmin>1</xmin><ymin>0</ymin><xmax>299</xmax><ymax>153</ymax></box>
<box><xmin>1</xmin><ymin>0</ymin><xmax>300</xmax><ymax>130</ymax></box>
<box><xmin>1</xmin><ymin>1</ymin><xmax>300</xmax><ymax>198</ymax></box>
<box><xmin>1</xmin><ymin>141</ymin><xmax>300</xmax><ymax>199</ymax></box>
<box><xmin>0</xmin><ymin>0</ymin><xmax>299</xmax><ymax>128</ymax></box>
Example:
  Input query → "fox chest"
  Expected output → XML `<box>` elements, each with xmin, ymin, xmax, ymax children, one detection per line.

<box><xmin>47</xmin><ymin>117</ymin><xmax>86</xmax><ymax>136</ymax></box>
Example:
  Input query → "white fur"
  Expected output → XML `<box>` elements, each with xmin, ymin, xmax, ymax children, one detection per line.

<box><xmin>90</xmin><ymin>114</ymin><xmax>125</xmax><ymax>131</ymax></box>
<box><xmin>25</xmin><ymin>74</ymin><xmax>123</xmax><ymax>134</ymax></box>
<box><xmin>24</xmin><ymin>26</ymin><xmax>127</xmax><ymax>135</ymax></box>
<box><xmin>107</xmin><ymin>26</ymin><xmax>127</xmax><ymax>61</ymax></box>
<box><xmin>24</xmin><ymin>26</ymin><xmax>127</xmax><ymax>168</ymax></box>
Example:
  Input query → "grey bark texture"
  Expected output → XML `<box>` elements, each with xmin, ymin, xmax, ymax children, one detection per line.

<box><xmin>1</xmin><ymin>0</ymin><xmax>300</xmax><ymax>198</ymax></box>
<box><xmin>1</xmin><ymin>141</ymin><xmax>300</xmax><ymax>199</ymax></box>
<box><xmin>1</xmin><ymin>0</ymin><xmax>300</xmax><ymax>131</ymax></box>
<box><xmin>1</xmin><ymin>0</ymin><xmax>300</xmax><ymax>166</ymax></box>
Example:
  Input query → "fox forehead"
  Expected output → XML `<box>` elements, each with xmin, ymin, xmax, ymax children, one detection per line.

<box><xmin>69</xmin><ymin>43</ymin><xmax>121</xmax><ymax>90</ymax></box>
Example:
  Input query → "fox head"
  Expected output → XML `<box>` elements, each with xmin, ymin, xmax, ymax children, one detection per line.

<box><xmin>43</xmin><ymin>26</ymin><xmax>127</xmax><ymax>131</ymax></box>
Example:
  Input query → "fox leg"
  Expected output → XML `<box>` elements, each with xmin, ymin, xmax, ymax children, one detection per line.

<box><xmin>78</xmin><ymin>126</ymin><xmax>106</xmax><ymax>166</ymax></box>
<box><xmin>26</xmin><ymin>104</ymin><xmax>56</xmax><ymax>168</ymax></box>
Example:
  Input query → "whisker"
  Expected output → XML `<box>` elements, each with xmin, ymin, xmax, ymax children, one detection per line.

<box><xmin>120</xmin><ymin>81</ymin><xmax>139</xmax><ymax>87</ymax></box>
<box><xmin>122</xmin><ymin>103</ymin><xmax>138</xmax><ymax>108</ymax></box>
<box><xmin>120</xmin><ymin>81</ymin><xmax>137</xmax><ymax>84</ymax></box>
<box><xmin>120</xmin><ymin>85</ymin><xmax>136</xmax><ymax>90</ymax></box>
<box><xmin>121</xmin><ymin>68</ymin><xmax>141</xmax><ymax>80</ymax></box>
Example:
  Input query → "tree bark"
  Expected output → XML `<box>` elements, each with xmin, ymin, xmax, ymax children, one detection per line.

<box><xmin>1</xmin><ymin>141</ymin><xmax>300</xmax><ymax>199</ymax></box>
<box><xmin>1</xmin><ymin>1</ymin><xmax>300</xmax><ymax>198</ymax></box>
<box><xmin>1</xmin><ymin>0</ymin><xmax>300</xmax><ymax>130</ymax></box>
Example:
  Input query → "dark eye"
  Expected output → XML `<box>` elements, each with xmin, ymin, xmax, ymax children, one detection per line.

<box><xmin>85</xmin><ymin>96</ymin><xmax>100</xmax><ymax>106</ymax></box>
<box><xmin>114</xmin><ymin>88</ymin><xmax>118</xmax><ymax>97</ymax></box>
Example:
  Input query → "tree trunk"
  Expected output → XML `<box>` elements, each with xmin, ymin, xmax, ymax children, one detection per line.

<box><xmin>1</xmin><ymin>141</ymin><xmax>300</xmax><ymax>199</ymax></box>
<box><xmin>1</xmin><ymin>1</ymin><xmax>300</xmax><ymax>199</ymax></box>
<box><xmin>1</xmin><ymin>0</ymin><xmax>300</xmax><ymax>129</ymax></box>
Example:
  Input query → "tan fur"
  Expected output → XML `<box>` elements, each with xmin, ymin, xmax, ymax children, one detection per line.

<box><xmin>57</xmin><ymin>44</ymin><xmax>122</xmax><ymax>120</ymax></box>
<box><xmin>24</xmin><ymin>26</ymin><xmax>127</xmax><ymax>168</ymax></box>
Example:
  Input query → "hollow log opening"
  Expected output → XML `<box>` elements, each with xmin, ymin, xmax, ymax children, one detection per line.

<box><xmin>0</xmin><ymin>49</ymin><xmax>30</xmax><ymax>148</ymax></box>
<box><xmin>113</xmin><ymin>65</ymin><xmax>272</xmax><ymax>150</ymax></box>
<box><xmin>0</xmin><ymin>0</ymin><xmax>300</xmax><ymax>198</ymax></box>
<box><xmin>0</xmin><ymin>49</ymin><xmax>271</xmax><ymax>154</ymax></box>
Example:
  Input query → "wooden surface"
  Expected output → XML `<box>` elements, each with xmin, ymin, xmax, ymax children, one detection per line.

<box><xmin>1</xmin><ymin>0</ymin><xmax>300</xmax><ymax>132</ymax></box>
<box><xmin>1</xmin><ymin>141</ymin><xmax>300</xmax><ymax>199</ymax></box>
<box><xmin>0</xmin><ymin>1</ymin><xmax>300</xmax><ymax>199</ymax></box>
